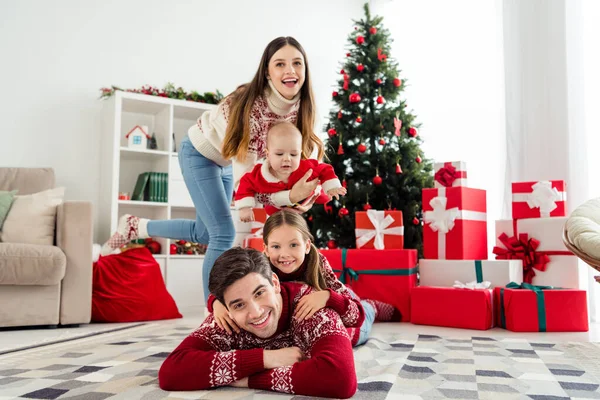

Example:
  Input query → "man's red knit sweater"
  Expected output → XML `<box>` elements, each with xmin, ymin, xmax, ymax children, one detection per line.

<box><xmin>158</xmin><ymin>282</ymin><xmax>357</xmax><ymax>399</ymax></box>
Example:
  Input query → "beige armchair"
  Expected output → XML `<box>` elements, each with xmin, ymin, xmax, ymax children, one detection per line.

<box><xmin>0</xmin><ymin>168</ymin><xmax>93</xmax><ymax>327</ymax></box>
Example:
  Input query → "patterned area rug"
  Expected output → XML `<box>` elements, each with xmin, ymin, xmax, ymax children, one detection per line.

<box><xmin>1</xmin><ymin>323</ymin><xmax>600</xmax><ymax>399</ymax></box>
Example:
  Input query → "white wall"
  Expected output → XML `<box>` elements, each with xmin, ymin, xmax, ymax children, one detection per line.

<box><xmin>373</xmin><ymin>0</ymin><xmax>506</xmax><ymax>255</ymax></box>
<box><xmin>0</xmin><ymin>0</ymin><xmax>364</xmax><ymax>240</ymax></box>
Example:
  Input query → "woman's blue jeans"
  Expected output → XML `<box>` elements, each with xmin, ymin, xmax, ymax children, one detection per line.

<box><xmin>147</xmin><ymin>136</ymin><xmax>235</xmax><ymax>303</ymax></box>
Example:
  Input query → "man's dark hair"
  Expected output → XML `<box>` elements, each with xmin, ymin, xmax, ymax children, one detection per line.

<box><xmin>208</xmin><ymin>247</ymin><xmax>273</xmax><ymax>307</ymax></box>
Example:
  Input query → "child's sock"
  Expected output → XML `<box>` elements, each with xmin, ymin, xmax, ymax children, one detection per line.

<box><xmin>363</xmin><ymin>299</ymin><xmax>402</xmax><ymax>322</ymax></box>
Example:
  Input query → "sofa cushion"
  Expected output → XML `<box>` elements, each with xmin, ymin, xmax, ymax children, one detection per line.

<box><xmin>0</xmin><ymin>243</ymin><xmax>66</xmax><ymax>285</ymax></box>
<box><xmin>0</xmin><ymin>187</ymin><xmax>65</xmax><ymax>245</ymax></box>
<box><xmin>0</xmin><ymin>190</ymin><xmax>17</xmax><ymax>230</ymax></box>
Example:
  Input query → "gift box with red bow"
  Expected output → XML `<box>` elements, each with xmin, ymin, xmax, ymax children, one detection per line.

<box><xmin>512</xmin><ymin>180</ymin><xmax>567</xmax><ymax>219</ymax></box>
<box><xmin>355</xmin><ymin>210</ymin><xmax>404</xmax><ymax>249</ymax></box>
<box><xmin>433</xmin><ymin>161</ymin><xmax>468</xmax><ymax>188</ymax></box>
<box><xmin>494</xmin><ymin>282</ymin><xmax>588</xmax><ymax>332</ymax></box>
<box><xmin>419</xmin><ymin>259</ymin><xmax>523</xmax><ymax>288</ymax></box>
<box><xmin>320</xmin><ymin>248</ymin><xmax>417</xmax><ymax>322</ymax></box>
<box><xmin>494</xmin><ymin>218</ymin><xmax>578</xmax><ymax>288</ymax></box>
<box><xmin>411</xmin><ymin>285</ymin><xmax>494</xmax><ymax>330</ymax></box>
<box><xmin>422</xmin><ymin>187</ymin><xmax>488</xmax><ymax>260</ymax></box>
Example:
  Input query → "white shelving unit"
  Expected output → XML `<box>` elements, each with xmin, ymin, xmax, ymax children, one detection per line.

<box><xmin>100</xmin><ymin>91</ymin><xmax>217</xmax><ymax>310</ymax></box>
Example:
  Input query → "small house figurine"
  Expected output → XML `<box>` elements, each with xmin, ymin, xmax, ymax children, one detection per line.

<box><xmin>126</xmin><ymin>125</ymin><xmax>151</xmax><ymax>150</ymax></box>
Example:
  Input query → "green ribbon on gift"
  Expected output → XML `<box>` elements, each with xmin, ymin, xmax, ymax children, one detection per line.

<box><xmin>474</xmin><ymin>260</ymin><xmax>483</xmax><ymax>283</ymax></box>
<box><xmin>499</xmin><ymin>281</ymin><xmax>558</xmax><ymax>332</ymax></box>
<box><xmin>331</xmin><ymin>248</ymin><xmax>419</xmax><ymax>284</ymax></box>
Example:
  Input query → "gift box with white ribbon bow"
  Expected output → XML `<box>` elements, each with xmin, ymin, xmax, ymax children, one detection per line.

<box><xmin>511</xmin><ymin>180</ymin><xmax>567</xmax><ymax>219</ymax></box>
<box><xmin>422</xmin><ymin>187</ymin><xmax>488</xmax><ymax>259</ymax></box>
<box><xmin>419</xmin><ymin>259</ymin><xmax>523</xmax><ymax>288</ymax></box>
<box><xmin>354</xmin><ymin>210</ymin><xmax>404</xmax><ymax>249</ymax></box>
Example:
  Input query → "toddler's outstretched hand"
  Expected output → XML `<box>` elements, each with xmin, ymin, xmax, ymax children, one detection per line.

<box><xmin>327</xmin><ymin>187</ymin><xmax>347</xmax><ymax>200</ymax></box>
<box><xmin>239</xmin><ymin>207</ymin><xmax>254</xmax><ymax>222</ymax></box>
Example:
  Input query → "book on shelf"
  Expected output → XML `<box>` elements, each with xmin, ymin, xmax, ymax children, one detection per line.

<box><xmin>130</xmin><ymin>172</ymin><xmax>168</xmax><ymax>202</ymax></box>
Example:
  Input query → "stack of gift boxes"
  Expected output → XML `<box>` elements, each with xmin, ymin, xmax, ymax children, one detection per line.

<box><xmin>414</xmin><ymin>162</ymin><xmax>588</xmax><ymax>332</ymax></box>
<box><xmin>241</xmin><ymin>161</ymin><xmax>589</xmax><ymax>332</ymax></box>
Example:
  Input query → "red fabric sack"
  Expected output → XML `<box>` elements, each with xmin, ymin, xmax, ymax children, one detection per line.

<box><xmin>92</xmin><ymin>247</ymin><xmax>182</xmax><ymax>322</ymax></box>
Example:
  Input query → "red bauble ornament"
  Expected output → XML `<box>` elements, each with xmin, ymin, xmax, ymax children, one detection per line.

<box><xmin>327</xmin><ymin>128</ymin><xmax>337</xmax><ymax>137</ymax></box>
<box><xmin>395</xmin><ymin>163</ymin><xmax>402</xmax><ymax>174</ymax></box>
<box><xmin>340</xmin><ymin>69</ymin><xmax>345</xmax><ymax>74</ymax></box>
<box><xmin>177</xmin><ymin>240</ymin><xmax>186</xmax><ymax>245</ymax></box>
<box><xmin>416</xmin><ymin>156</ymin><xmax>422</xmax><ymax>163</ymax></box>
<box><xmin>338</xmin><ymin>207</ymin><xmax>350</xmax><ymax>217</ymax></box>
<box><xmin>393</xmin><ymin>78</ymin><xmax>402</xmax><ymax>87</ymax></box>
<box><xmin>346</xmin><ymin>52</ymin><xmax>351</xmax><ymax>57</ymax></box>
<box><xmin>349</xmin><ymin>93</ymin><xmax>362</xmax><ymax>103</ymax></box>
<box><xmin>146</xmin><ymin>240</ymin><xmax>161</xmax><ymax>254</ymax></box>
<box><xmin>357</xmin><ymin>143</ymin><xmax>367</xmax><ymax>153</ymax></box>
<box><xmin>327</xmin><ymin>239</ymin><xmax>338</xmax><ymax>249</ymax></box>
<box><xmin>376</xmin><ymin>95</ymin><xmax>385</xmax><ymax>104</ymax></box>
<box><xmin>408</xmin><ymin>127</ymin><xmax>418</xmax><ymax>137</ymax></box>
<box><xmin>356</xmin><ymin>116</ymin><xmax>362</xmax><ymax>123</ymax></box>
<box><xmin>186</xmin><ymin>250</ymin><xmax>194</xmax><ymax>255</ymax></box>
<box><xmin>373</xmin><ymin>175</ymin><xmax>383</xmax><ymax>185</ymax></box>
<box><xmin>363</xmin><ymin>203</ymin><xmax>372</xmax><ymax>211</ymax></box>
<box><xmin>356</xmin><ymin>35</ymin><xmax>365</xmax><ymax>45</ymax></box>
<box><xmin>170</xmin><ymin>244</ymin><xmax>178</xmax><ymax>255</ymax></box>
<box><xmin>332</xmin><ymin>91</ymin><xmax>338</xmax><ymax>97</ymax></box>
<box><xmin>369</xmin><ymin>27</ymin><xmax>377</xmax><ymax>34</ymax></box>
<box><xmin>337</xmin><ymin>144</ymin><xmax>344</xmax><ymax>155</ymax></box>
<box><xmin>379</xmin><ymin>138</ymin><xmax>386</xmax><ymax>145</ymax></box>
<box><xmin>357</xmin><ymin>64</ymin><xmax>364</xmax><ymax>72</ymax></box>
<box><xmin>376</xmin><ymin>78</ymin><xmax>382</xmax><ymax>85</ymax></box>
<box><xmin>337</xmin><ymin>111</ymin><xmax>343</xmax><ymax>119</ymax></box>
<box><xmin>308</xmin><ymin>215</ymin><xmax>313</xmax><ymax>221</ymax></box>
<box><xmin>342</xmin><ymin>179</ymin><xmax>347</xmax><ymax>188</ymax></box>
<box><xmin>413</xmin><ymin>217</ymin><xmax>420</xmax><ymax>225</ymax></box>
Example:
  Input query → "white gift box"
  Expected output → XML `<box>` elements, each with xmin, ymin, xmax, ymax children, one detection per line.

<box><xmin>419</xmin><ymin>259</ymin><xmax>523</xmax><ymax>288</ymax></box>
<box><xmin>494</xmin><ymin>217</ymin><xmax>579</xmax><ymax>288</ymax></box>
<box><xmin>433</xmin><ymin>161</ymin><xmax>468</xmax><ymax>188</ymax></box>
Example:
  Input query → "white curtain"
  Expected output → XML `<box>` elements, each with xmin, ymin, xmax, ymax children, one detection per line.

<box><xmin>580</xmin><ymin>0</ymin><xmax>600</xmax><ymax>321</ymax></box>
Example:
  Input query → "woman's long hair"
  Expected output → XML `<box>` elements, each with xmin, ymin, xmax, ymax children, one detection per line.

<box><xmin>221</xmin><ymin>36</ymin><xmax>323</xmax><ymax>163</ymax></box>
<box><xmin>263</xmin><ymin>210</ymin><xmax>327</xmax><ymax>291</ymax></box>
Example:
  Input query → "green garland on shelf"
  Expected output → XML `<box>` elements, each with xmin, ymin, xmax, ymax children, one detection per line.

<box><xmin>99</xmin><ymin>83</ymin><xmax>224</xmax><ymax>104</ymax></box>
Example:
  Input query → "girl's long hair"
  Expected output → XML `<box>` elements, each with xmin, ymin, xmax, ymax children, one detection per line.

<box><xmin>221</xmin><ymin>36</ymin><xmax>323</xmax><ymax>163</ymax></box>
<box><xmin>263</xmin><ymin>209</ymin><xmax>327</xmax><ymax>291</ymax></box>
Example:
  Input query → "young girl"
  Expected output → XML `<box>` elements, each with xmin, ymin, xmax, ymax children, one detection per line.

<box><xmin>101</xmin><ymin>37</ymin><xmax>323</xmax><ymax>302</ymax></box>
<box><xmin>212</xmin><ymin>210</ymin><xmax>401</xmax><ymax>346</ymax></box>
<box><xmin>235</xmin><ymin>121</ymin><xmax>347</xmax><ymax>221</ymax></box>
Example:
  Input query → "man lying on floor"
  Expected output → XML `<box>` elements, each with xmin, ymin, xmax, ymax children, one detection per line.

<box><xmin>158</xmin><ymin>247</ymin><xmax>357</xmax><ymax>399</ymax></box>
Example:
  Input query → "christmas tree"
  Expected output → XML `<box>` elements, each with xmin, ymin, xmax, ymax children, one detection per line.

<box><xmin>308</xmin><ymin>3</ymin><xmax>434</xmax><ymax>255</ymax></box>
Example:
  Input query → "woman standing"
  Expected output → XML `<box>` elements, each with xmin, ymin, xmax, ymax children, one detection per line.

<box><xmin>102</xmin><ymin>37</ymin><xmax>323</xmax><ymax>301</ymax></box>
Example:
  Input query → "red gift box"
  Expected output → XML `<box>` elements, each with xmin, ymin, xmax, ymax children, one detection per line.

<box><xmin>494</xmin><ymin>284</ymin><xmax>588</xmax><ymax>332</ymax></box>
<box><xmin>320</xmin><ymin>249</ymin><xmax>417</xmax><ymax>322</ymax></box>
<box><xmin>422</xmin><ymin>187</ymin><xmax>487</xmax><ymax>260</ymax></box>
<box><xmin>511</xmin><ymin>180</ymin><xmax>567</xmax><ymax>219</ymax></box>
<box><xmin>355</xmin><ymin>210</ymin><xmax>404</xmax><ymax>249</ymax></box>
<box><xmin>250</xmin><ymin>208</ymin><xmax>267</xmax><ymax>235</ymax></box>
<box><xmin>241</xmin><ymin>208</ymin><xmax>267</xmax><ymax>250</ymax></box>
<box><xmin>411</xmin><ymin>286</ymin><xmax>494</xmax><ymax>330</ymax></box>
<box><xmin>243</xmin><ymin>237</ymin><xmax>265</xmax><ymax>252</ymax></box>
